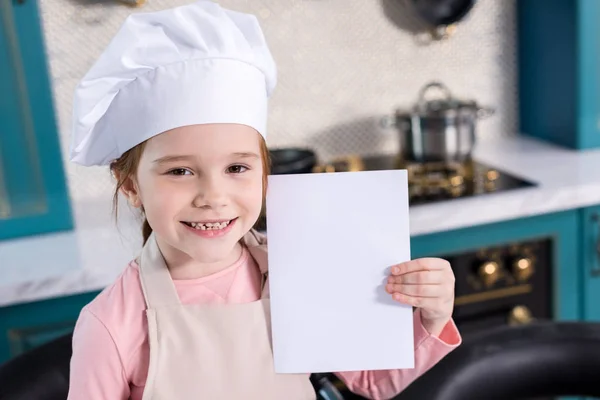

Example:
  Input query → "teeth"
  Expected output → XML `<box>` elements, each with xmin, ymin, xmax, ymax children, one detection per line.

<box><xmin>187</xmin><ymin>220</ymin><xmax>231</xmax><ymax>230</ymax></box>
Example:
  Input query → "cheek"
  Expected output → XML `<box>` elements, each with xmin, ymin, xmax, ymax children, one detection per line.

<box><xmin>238</xmin><ymin>174</ymin><xmax>264</xmax><ymax>209</ymax></box>
<box><xmin>138</xmin><ymin>175</ymin><xmax>191</xmax><ymax>217</ymax></box>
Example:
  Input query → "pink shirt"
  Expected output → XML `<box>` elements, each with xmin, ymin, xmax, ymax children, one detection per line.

<box><xmin>67</xmin><ymin>246</ymin><xmax>461</xmax><ymax>400</ymax></box>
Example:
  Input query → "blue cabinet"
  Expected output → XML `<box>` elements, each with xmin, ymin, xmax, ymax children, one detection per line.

<box><xmin>0</xmin><ymin>0</ymin><xmax>73</xmax><ymax>240</ymax></box>
<box><xmin>518</xmin><ymin>0</ymin><xmax>600</xmax><ymax>150</ymax></box>
<box><xmin>580</xmin><ymin>206</ymin><xmax>600</xmax><ymax>321</ymax></box>
<box><xmin>0</xmin><ymin>291</ymin><xmax>99</xmax><ymax>364</ymax></box>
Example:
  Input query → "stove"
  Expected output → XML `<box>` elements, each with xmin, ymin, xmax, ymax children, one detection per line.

<box><xmin>311</xmin><ymin>154</ymin><xmax>536</xmax><ymax>206</ymax></box>
<box><xmin>254</xmin><ymin>153</ymin><xmax>535</xmax><ymax>232</ymax></box>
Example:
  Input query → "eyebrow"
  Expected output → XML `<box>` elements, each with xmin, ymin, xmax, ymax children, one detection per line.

<box><xmin>152</xmin><ymin>152</ymin><xmax>260</xmax><ymax>164</ymax></box>
<box><xmin>232</xmin><ymin>152</ymin><xmax>260</xmax><ymax>159</ymax></box>
<box><xmin>152</xmin><ymin>155</ymin><xmax>195</xmax><ymax>164</ymax></box>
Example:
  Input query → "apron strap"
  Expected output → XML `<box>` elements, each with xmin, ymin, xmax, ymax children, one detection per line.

<box><xmin>138</xmin><ymin>233</ymin><xmax>182</xmax><ymax>308</ymax></box>
<box><xmin>243</xmin><ymin>233</ymin><xmax>270</xmax><ymax>298</ymax></box>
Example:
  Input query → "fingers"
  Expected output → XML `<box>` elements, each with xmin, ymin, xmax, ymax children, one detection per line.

<box><xmin>386</xmin><ymin>283</ymin><xmax>441</xmax><ymax>297</ymax></box>
<box><xmin>388</xmin><ymin>270</ymin><xmax>444</xmax><ymax>285</ymax></box>
<box><xmin>387</xmin><ymin>258</ymin><xmax>455</xmax><ymax>310</ymax></box>
<box><xmin>388</xmin><ymin>293</ymin><xmax>446</xmax><ymax>309</ymax></box>
<box><xmin>390</xmin><ymin>258</ymin><xmax>450</xmax><ymax>275</ymax></box>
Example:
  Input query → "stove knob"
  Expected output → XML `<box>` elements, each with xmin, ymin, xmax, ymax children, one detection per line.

<box><xmin>449</xmin><ymin>175</ymin><xmax>464</xmax><ymax>188</ymax></box>
<box><xmin>513</xmin><ymin>257</ymin><xmax>534</xmax><ymax>282</ymax></box>
<box><xmin>486</xmin><ymin>169</ymin><xmax>499</xmax><ymax>182</ymax></box>
<box><xmin>478</xmin><ymin>261</ymin><xmax>501</xmax><ymax>288</ymax></box>
<box><xmin>508</xmin><ymin>305</ymin><xmax>534</xmax><ymax>326</ymax></box>
<box><xmin>312</xmin><ymin>164</ymin><xmax>336</xmax><ymax>173</ymax></box>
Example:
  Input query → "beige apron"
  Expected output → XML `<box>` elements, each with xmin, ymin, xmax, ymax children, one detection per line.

<box><xmin>138</xmin><ymin>230</ymin><xmax>316</xmax><ymax>400</ymax></box>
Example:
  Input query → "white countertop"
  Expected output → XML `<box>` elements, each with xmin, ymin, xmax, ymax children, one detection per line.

<box><xmin>2</xmin><ymin>134</ymin><xmax>600</xmax><ymax>308</ymax></box>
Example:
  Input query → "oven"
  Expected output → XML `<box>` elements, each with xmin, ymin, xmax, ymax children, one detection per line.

<box><xmin>446</xmin><ymin>236</ymin><xmax>552</xmax><ymax>337</ymax></box>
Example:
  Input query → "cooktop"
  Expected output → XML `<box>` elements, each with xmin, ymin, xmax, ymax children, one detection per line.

<box><xmin>313</xmin><ymin>153</ymin><xmax>537</xmax><ymax>205</ymax></box>
<box><xmin>253</xmin><ymin>154</ymin><xmax>536</xmax><ymax>231</ymax></box>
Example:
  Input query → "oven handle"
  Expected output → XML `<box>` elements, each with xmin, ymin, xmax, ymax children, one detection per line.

<box><xmin>590</xmin><ymin>213</ymin><xmax>600</xmax><ymax>277</ymax></box>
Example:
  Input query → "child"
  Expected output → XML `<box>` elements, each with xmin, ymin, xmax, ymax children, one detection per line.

<box><xmin>67</xmin><ymin>1</ymin><xmax>461</xmax><ymax>399</ymax></box>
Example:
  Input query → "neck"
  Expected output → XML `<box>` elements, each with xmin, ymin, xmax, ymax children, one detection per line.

<box><xmin>155</xmin><ymin>238</ymin><xmax>243</xmax><ymax>280</ymax></box>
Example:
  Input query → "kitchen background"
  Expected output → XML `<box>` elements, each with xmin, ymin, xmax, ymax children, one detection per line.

<box><xmin>42</xmin><ymin>0</ymin><xmax>516</xmax><ymax>202</ymax></box>
<box><xmin>2</xmin><ymin>0</ymin><xmax>600</xmax><ymax>399</ymax></box>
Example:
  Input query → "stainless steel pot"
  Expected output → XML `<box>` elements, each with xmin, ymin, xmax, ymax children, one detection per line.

<box><xmin>382</xmin><ymin>81</ymin><xmax>494</xmax><ymax>163</ymax></box>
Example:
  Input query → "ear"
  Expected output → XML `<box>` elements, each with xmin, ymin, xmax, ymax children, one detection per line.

<box><xmin>115</xmin><ymin>172</ymin><xmax>142</xmax><ymax>208</ymax></box>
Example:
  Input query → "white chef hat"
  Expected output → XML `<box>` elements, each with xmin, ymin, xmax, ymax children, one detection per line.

<box><xmin>69</xmin><ymin>0</ymin><xmax>277</xmax><ymax>166</ymax></box>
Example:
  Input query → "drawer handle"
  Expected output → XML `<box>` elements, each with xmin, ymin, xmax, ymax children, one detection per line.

<box><xmin>590</xmin><ymin>214</ymin><xmax>600</xmax><ymax>277</ymax></box>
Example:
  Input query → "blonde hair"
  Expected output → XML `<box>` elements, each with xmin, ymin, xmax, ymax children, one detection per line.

<box><xmin>110</xmin><ymin>135</ymin><xmax>270</xmax><ymax>245</ymax></box>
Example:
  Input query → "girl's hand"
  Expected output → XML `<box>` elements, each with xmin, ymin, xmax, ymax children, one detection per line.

<box><xmin>385</xmin><ymin>258</ymin><xmax>455</xmax><ymax>336</ymax></box>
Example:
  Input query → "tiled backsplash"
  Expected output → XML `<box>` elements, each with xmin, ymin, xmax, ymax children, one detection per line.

<box><xmin>39</xmin><ymin>0</ymin><xmax>517</xmax><ymax>203</ymax></box>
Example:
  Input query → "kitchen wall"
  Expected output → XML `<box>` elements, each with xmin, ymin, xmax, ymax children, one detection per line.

<box><xmin>39</xmin><ymin>0</ymin><xmax>517</xmax><ymax>203</ymax></box>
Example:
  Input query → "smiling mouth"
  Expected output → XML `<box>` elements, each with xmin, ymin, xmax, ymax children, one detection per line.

<box><xmin>181</xmin><ymin>218</ymin><xmax>236</xmax><ymax>231</ymax></box>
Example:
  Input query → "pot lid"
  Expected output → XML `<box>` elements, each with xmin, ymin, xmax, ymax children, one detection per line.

<box><xmin>389</xmin><ymin>81</ymin><xmax>495</xmax><ymax>121</ymax></box>
<box><xmin>412</xmin><ymin>81</ymin><xmax>479</xmax><ymax>115</ymax></box>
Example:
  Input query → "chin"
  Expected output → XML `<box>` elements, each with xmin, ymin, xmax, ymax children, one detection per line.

<box><xmin>183</xmin><ymin>227</ymin><xmax>245</xmax><ymax>259</ymax></box>
<box><xmin>187</xmin><ymin>243</ymin><xmax>238</xmax><ymax>263</ymax></box>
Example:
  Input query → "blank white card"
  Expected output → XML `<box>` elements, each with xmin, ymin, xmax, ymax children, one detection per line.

<box><xmin>266</xmin><ymin>169</ymin><xmax>414</xmax><ymax>374</ymax></box>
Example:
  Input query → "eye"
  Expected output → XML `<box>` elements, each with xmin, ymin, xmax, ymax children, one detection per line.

<box><xmin>227</xmin><ymin>164</ymin><xmax>249</xmax><ymax>174</ymax></box>
<box><xmin>167</xmin><ymin>168</ymin><xmax>192</xmax><ymax>176</ymax></box>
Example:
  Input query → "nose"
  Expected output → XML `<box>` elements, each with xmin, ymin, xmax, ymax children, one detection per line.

<box><xmin>192</xmin><ymin>174</ymin><xmax>228</xmax><ymax>209</ymax></box>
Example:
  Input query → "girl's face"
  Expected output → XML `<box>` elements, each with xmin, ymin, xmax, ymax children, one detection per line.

<box><xmin>127</xmin><ymin>124</ymin><xmax>264</xmax><ymax>265</ymax></box>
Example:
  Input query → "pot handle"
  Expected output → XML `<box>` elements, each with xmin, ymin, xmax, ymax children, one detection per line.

<box><xmin>418</xmin><ymin>81</ymin><xmax>454</xmax><ymax>107</ymax></box>
<box><xmin>477</xmin><ymin>106</ymin><xmax>495</xmax><ymax>119</ymax></box>
<box><xmin>380</xmin><ymin>115</ymin><xmax>396</xmax><ymax>129</ymax></box>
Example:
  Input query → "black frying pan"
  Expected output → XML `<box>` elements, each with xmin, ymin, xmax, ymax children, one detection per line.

<box><xmin>269</xmin><ymin>148</ymin><xmax>317</xmax><ymax>175</ymax></box>
<box><xmin>409</xmin><ymin>0</ymin><xmax>475</xmax><ymax>27</ymax></box>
